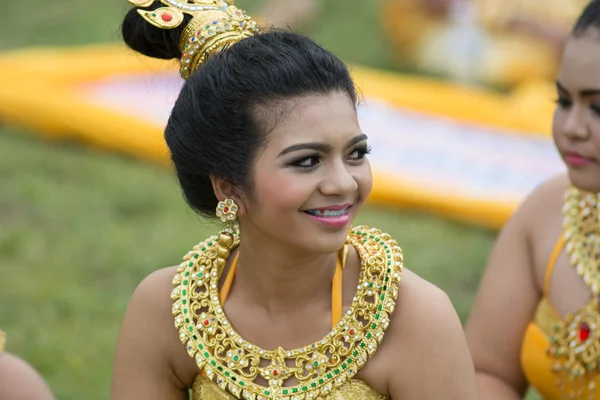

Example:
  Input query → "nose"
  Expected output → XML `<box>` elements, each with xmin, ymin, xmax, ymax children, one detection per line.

<box><xmin>319</xmin><ymin>161</ymin><xmax>358</xmax><ymax>196</ymax></box>
<box><xmin>561</xmin><ymin>105</ymin><xmax>590</xmax><ymax>141</ymax></box>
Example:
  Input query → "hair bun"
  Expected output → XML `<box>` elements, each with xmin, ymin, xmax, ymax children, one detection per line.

<box><xmin>122</xmin><ymin>1</ymin><xmax>190</xmax><ymax>60</ymax></box>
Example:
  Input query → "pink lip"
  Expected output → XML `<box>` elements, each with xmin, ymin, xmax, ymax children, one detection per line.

<box><xmin>305</xmin><ymin>213</ymin><xmax>351</xmax><ymax>228</ymax></box>
<box><xmin>565</xmin><ymin>152</ymin><xmax>595</xmax><ymax>167</ymax></box>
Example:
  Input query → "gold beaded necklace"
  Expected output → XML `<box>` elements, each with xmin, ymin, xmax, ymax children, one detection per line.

<box><xmin>171</xmin><ymin>226</ymin><xmax>402</xmax><ymax>400</ymax></box>
<box><xmin>548</xmin><ymin>186</ymin><xmax>600</xmax><ymax>396</ymax></box>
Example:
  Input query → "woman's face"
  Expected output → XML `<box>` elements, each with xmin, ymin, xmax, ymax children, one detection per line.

<box><xmin>553</xmin><ymin>28</ymin><xmax>600</xmax><ymax>192</ymax></box>
<box><xmin>239</xmin><ymin>91</ymin><xmax>372</xmax><ymax>254</ymax></box>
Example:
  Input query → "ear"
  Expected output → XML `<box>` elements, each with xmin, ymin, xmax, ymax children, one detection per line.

<box><xmin>210</xmin><ymin>176</ymin><xmax>247</xmax><ymax>217</ymax></box>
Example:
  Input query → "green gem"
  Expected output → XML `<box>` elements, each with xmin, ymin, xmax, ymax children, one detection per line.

<box><xmin>182</xmin><ymin>300</ymin><xmax>187</xmax><ymax>305</ymax></box>
<box><xmin>369</xmin><ymin>235</ymin><xmax>374</xmax><ymax>239</ymax></box>
<box><xmin>369</xmin><ymin>283</ymin><xmax>373</xmax><ymax>288</ymax></box>
<box><xmin>188</xmin><ymin>262</ymin><xmax>193</xmax><ymax>267</ymax></box>
<box><xmin>371</xmin><ymin>323</ymin><xmax>377</xmax><ymax>329</ymax></box>
<box><xmin>334</xmin><ymin>369</ymin><xmax>340</xmax><ymax>375</ymax></box>
<box><xmin>233</xmin><ymin>356</ymin><xmax>239</xmax><ymax>361</ymax></box>
<box><xmin>318</xmin><ymin>379</ymin><xmax>324</xmax><ymax>384</ymax></box>
<box><xmin>375</xmin><ymin>314</ymin><xmax>380</xmax><ymax>320</ymax></box>
<box><xmin>198</xmin><ymin>344</ymin><xmax>203</xmax><ymax>349</ymax></box>
<box><xmin>387</xmin><ymin>268</ymin><xmax>391</xmax><ymax>273</ymax></box>
<box><xmin>302</xmin><ymin>387</ymin><xmax>307</xmax><ymax>391</ymax></box>
<box><xmin>360</xmin><ymin>343</ymin><xmax>366</xmax><ymax>348</ymax></box>
<box><xmin>341</xmin><ymin>363</ymin><xmax>347</xmax><ymax>369</ymax></box>
<box><xmin>353</xmin><ymin>351</ymin><xmax>358</xmax><ymax>356</ymax></box>
<box><xmin>377</xmin><ymin>305</ymin><xmax>382</xmax><ymax>311</ymax></box>
<box><xmin>182</xmin><ymin>290</ymin><xmax>187</xmax><ymax>295</ymax></box>
<box><xmin>387</xmin><ymin>261</ymin><xmax>391</xmax><ymax>266</ymax></box>
<box><xmin>185</xmin><ymin>271</ymin><xmax>190</xmax><ymax>276</ymax></box>
<box><xmin>327</xmin><ymin>373</ymin><xmax>332</xmax><ymax>379</ymax></box>
<box><xmin>385</xmin><ymin>277</ymin><xmax>389</xmax><ymax>282</ymax></box>
<box><xmin>313</xmin><ymin>362</ymin><xmax>318</xmax><ymax>367</ymax></box>
<box><xmin>205</xmin><ymin>352</ymin><xmax>210</xmax><ymax>358</ymax></box>
<box><xmin>201</xmin><ymin>247</ymin><xmax>206</xmax><ymax>251</ymax></box>
<box><xmin>217</xmin><ymin>366</ymin><xmax>223</xmax><ymax>372</ymax></box>
<box><xmin>231</xmin><ymin>376</ymin><xmax>237</xmax><ymax>381</ymax></box>
<box><xmin>264</xmin><ymin>390</ymin><xmax>270</xmax><ymax>395</ymax></box>
<box><xmin>347</xmin><ymin>358</ymin><xmax>353</xmax><ymax>363</ymax></box>
<box><xmin>225</xmin><ymin>372</ymin><xmax>230</xmax><ymax>377</ymax></box>
<box><xmin>366</xmin><ymin>333</ymin><xmax>372</xmax><ymax>339</ymax></box>
<box><xmin>311</xmin><ymin>383</ymin><xmax>317</xmax><ymax>388</ymax></box>
<box><xmin>183</xmin><ymin>309</ymin><xmax>188</xmax><ymax>314</ymax></box>
<box><xmin>375</xmin><ymin>238</ymin><xmax>380</xmax><ymax>242</ymax></box>
<box><xmin>208</xmin><ymin>241</ymin><xmax>213</xmax><ymax>246</ymax></box>
<box><xmin>380</xmin><ymin>295</ymin><xmax>385</xmax><ymax>300</ymax></box>
<box><xmin>239</xmin><ymin>381</ymin><xmax>244</xmax><ymax>386</ymax></box>
<box><xmin>210</xmin><ymin>360</ymin><xmax>216</xmax><ymax>365</ymax></box>
<box><xmin>183</xmin><ymin>280</ymin><xmax>188</xmax><ymax>285</ymax></box>
<box><xmin>282</xmin><ymin>389</ymin><xmax>289</xmax><ymax>395</ymax></box>
<box><xmin>193</xmin><ymin>254</ymin><xmax>199</xmax><ymax>259</ymax></box>
<box><xmin>197</xmin><ymin>273</ymin><xmax>203</xmax><ymax>278</ymax></box>
<box><xmin>185</xmin><ymin>318</ymin><xmax>190</xmax><ymax>323</ymax></box>
<box><xmin>293</xmin><ymin>388</ymin><xmax>298</xmax><ymax>393</ymax></box>
<box><xmin>152</xmin><ymin>13</ymin><xmax>156</xmax><ymax>16</ymax></box>
<box><xmin>189</xmin><ymin>327</ymin><xmax>193</xmax><ymax>332</ymax></box>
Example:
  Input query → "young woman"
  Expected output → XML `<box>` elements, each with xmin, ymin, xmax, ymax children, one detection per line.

<box><xmin>467</xmin><ymin>1</ymin><xmax>600</xmax><ymax>398</ymax></box>
<box><xmin>110</xmin><ymin>1</ymin><xmax>478</xmax><ymax>399</ymax></box>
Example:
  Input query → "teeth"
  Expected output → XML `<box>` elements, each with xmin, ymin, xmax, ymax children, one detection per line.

<box><xmin>306</xmin><ymin>208</ymin><xmax>348</xmax><ymax>217</ymax></box>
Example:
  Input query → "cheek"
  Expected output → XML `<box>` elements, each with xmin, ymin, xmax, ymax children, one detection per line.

<box><xmin>552</xmin><ymin>109</ymin><xmax>564</xmax><ymax>142</ymax></box>
<box><xmin>356</xmin><ymin>162</ymin><xmax>373</xmax><ymax>200</ymax></box>
<box><xmin>253</xmin><ymin>169</ymin><xmax>311</xmax><ymax>213</ymax></box>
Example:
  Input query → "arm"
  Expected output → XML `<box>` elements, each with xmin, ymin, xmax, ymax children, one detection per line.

<box><xmin>465</xmin><ymin>186</ymin><xmax>547</xmax><ymax>399</ymax></box>
<box><xmin>388</xmin><ymin>273</ymin><xmax>478</xmax><ymax>399</ymax></box>
<box><xmin>111</xmin><ymin>268</ymin><xmax>189</xmax><ymax>400</ymax></box>
<box><xmin>0</xmin><ymin>352</ymin><xmax>55</xmax><ymax>400</ymax></box>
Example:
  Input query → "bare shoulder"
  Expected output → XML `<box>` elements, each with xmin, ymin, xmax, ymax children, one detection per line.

<box><xmin>0</xmin><ymin>352</ymin><xmax>55</xmax><ymax>400</ymax></box>
<box><xmin>517</xmin><ymin>173</ymin><xmax>568</xmax><ymax>230</ymax></box>
<box><xmin>384</xmin><ymin>269</ymin><xmax>477</xmax><ymax>399</ymax></box>
<box><xmin>111</xmin><ymin>266</ymin><xmax>197</xmax><ymax>398</ymax></box>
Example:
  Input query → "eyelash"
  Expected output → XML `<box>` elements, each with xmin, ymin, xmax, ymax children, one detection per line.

<box><xmin>555</xmin><ymin>97</ymin><xmax>600</xmax><ymax>116</ymax></box>
<box><xmin>289</xmin><ymin>144</ymin><xmax>372</xmax><ymax>169</ymax></box>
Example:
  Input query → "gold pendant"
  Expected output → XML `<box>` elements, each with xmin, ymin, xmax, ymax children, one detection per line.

<box><xmin>171</xmin><ymin>226</ymin><xmax>403</xmax><ymax>399</ymax></box>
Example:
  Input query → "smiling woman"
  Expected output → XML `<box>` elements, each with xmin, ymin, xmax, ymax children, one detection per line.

<box><xmin>109</xmin><ymin>1</ymin><xmax>478</xmax><ymax>400</ymax></box>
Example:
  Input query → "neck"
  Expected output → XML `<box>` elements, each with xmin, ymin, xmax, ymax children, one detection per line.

<box><xmin>231</xmin><ymin>235</ymin><xmax>339</xmax><ymax>315</ymax></box>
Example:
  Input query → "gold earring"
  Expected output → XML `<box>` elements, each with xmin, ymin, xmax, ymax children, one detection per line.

<box><xmin>215</xmin><ymin>199</ymin><xmax>239</xmax><ymax>270</ymax></box>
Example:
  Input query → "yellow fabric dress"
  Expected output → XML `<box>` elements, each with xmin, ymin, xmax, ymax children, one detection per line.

<box><xmin>183</xmin><ymin>244</ymin><xmax>389</xmax><ymax>400</ymax></box>
<box><xmin>520</xmin><ymin>235</ymin><xmax>600</xmax><ymax>399</ymax></box>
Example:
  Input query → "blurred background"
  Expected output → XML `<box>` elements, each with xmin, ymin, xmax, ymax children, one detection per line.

<box><xmin>2</xmin><ymin>0</ymin><xmax>583</xmax><ymax>398</ymax></box>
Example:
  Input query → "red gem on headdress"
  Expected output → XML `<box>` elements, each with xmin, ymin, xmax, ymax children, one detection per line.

<box><xmin>580</xmin><ymin>322</ymin><xmax>591</xmax><ymax>341</ymax></box>
<box><xmin>161</xmin><ymin>13</ymin><xmax>173</xmax><ymax>22</ymax></box>
<box><xmin>272</xmin><ymin>370</ymin><xmax>278</xmax><ymax>376</ymax></box>
<box><xmin>349</xmin><ymin>329</ymin><xmax>355</xmax><ymax>335</ymax></box>
<box><xmin>223</xmin><ymin>207</ymin><xmax>229</xmax><ymax>213</ymax></box>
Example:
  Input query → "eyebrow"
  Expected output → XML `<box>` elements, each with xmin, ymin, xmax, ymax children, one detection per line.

<box><xmin>557</xmin><ymin>81</ymin><xmax>600</xmax><ymax>97</ymax></box>
<box><xmin>278</xmin><ymin>133</ymin><xmax>368</xmax><ymax>157</ymax></box>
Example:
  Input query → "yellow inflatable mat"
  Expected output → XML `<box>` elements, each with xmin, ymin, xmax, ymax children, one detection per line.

<box><xmin>0</xmin><ymin>44</ymin><xmax>564</xmax><ymax>229</ymax></box>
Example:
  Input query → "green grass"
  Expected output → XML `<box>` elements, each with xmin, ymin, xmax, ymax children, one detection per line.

<box><xmin>0</xmin><ymin>0</ymin><xmax>539</xmax><ymax>399</ymax></box>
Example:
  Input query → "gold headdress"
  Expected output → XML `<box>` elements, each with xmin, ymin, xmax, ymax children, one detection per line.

<box><xmin>127</xmin><ymin>1</ymin><xmax>259</xmax><ymax>79</ymax></box>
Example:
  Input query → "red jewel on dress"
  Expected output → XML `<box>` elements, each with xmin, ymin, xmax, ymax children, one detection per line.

<box><xmin>272</xmin><ymin>370</ymin><xmax>278</xmax><ymax>376</ymax></box>
<box><xmin>580</xmin><ymin>322</ymin><xmax>591</xmax><ymax>341</ymax></box>
<box><xmin>161</xmin><ymin>13</ymin><xmax>173</xmax><ymax>22</ymax></box>
<box><xmin>224</xmin><ymin>207</ymin><xmax>229</xmax><ymax>213</ymax></box>
<box><xmin>203</xmin><ymin>320</ymin><xmax>210</xmax><ymax>326</ymax></box>
<box><xmin>349</xmin><ymin>329</ymin><xmax>355</xmax><ymax>335</ymax></box>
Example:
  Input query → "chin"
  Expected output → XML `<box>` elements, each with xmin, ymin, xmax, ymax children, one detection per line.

<box><xmin>567</xmin><ymin>169</ymin><xmax>600</xmax><ymax>193</ymax></box>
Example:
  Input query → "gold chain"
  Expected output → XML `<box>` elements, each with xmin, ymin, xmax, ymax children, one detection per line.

<box><xmin>171</xmin><ymin>226</ymin><xmax>403</xmax><ymax>399</ymax></box>
<box><xmin>547</xmin><ymin>187</ymin><xmax>600</xmax><ymax>394</ymax></box>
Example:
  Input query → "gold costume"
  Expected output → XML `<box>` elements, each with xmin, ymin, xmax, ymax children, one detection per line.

<box><xmin>521</xmin><ymin>188</ymin><xmax>600</xmax><ymax>399</ymax></box>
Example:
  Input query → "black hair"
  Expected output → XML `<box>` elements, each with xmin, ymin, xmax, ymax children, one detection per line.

<box><xmin>573</xmin><ymin>0</ymin><xmax>600</xmax><ymax>36</ymax></box>
<box><xmin>122</xmin><ymin>2</ymin><xmax>357</xmax><ymax>217</ymax></box>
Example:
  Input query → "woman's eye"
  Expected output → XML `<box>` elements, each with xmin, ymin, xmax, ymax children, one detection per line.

<box><xmin>290</xmin><ymin>156</ymin><xmax>321</xmax><ymax>168</ymax></box>
<box><xmin>555</xmin><ymin>97</ymin><xmax>572</xmax><ymax>109</ymax></box>
<box><xmin>349</xmin><ymin>145</ymin><xmax>372</xmax><ymax>160</ymax></box>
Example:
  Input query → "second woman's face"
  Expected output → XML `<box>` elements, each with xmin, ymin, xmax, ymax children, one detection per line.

<box><xmin>553</xmin><ymin>28</ymin><xmax>600</xmax><ymax>192</ymax></box>
<box><xmin>241</xmin><ymin>91</ymin><xmax>372</xmax><ymax>254</ymax></box>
